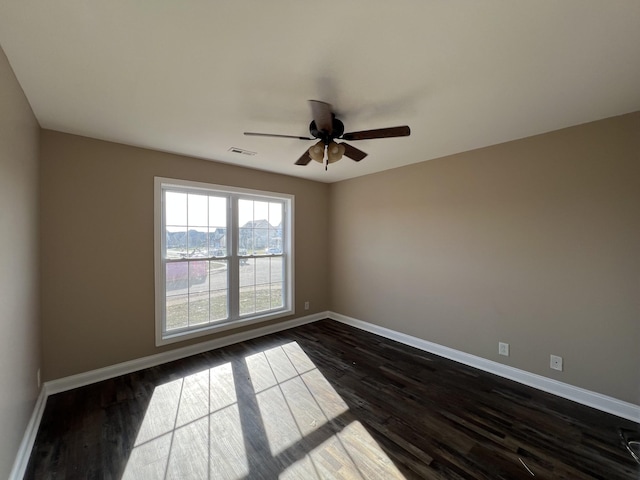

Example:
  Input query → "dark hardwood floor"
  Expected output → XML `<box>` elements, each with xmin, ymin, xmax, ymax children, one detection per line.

<box><xmin>25</xmin><ymin>319</ymin><xmax>639</xmax><ymax>479</ymax></box>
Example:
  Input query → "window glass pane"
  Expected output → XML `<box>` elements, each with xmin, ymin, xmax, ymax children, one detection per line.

<box><xmin>239</xmin><ymin>286</ymin><xmax>255</xmax><ymax>316</ymax></box>
<box><xmin>187</xmin><ymin>228</ymin><xmax>208</xmax><ymax>258</ymax></box>
<box><xmin>166</xmin><ymin>191</ymin><xmax>187</xmax><ymax>226</ymax></box>
<box><xmin>267</xmin><ymin>228</ymin><xmax>281</xmax><ymax>253</ymax></box>
<box><xmin>189</xmin><ymin>291</ymin><xmax>209</xmax><ymax>327</ymax></box>
<box><xmin>255</xmin><ymin>228</ymin><xmax>268</xmax><ymax>253</ymax></box>
<box><xmin>254</xmin><ymin>201</ymin><xmax>269</xmax><ymax>223</ymax></box>
<box><xmin>268</xmin><ymin>202</ymin><xmax>282</xmax><ymax>254</ymax></box>
<box><xmin>270</xmin><ymin>283</ymin><xmax>283</xmax><ymax>309</ymax></box>
<box><xmin>255</xmin><ymin>257</ymin><xmax>270</xmax><ymax>285</ymax></box>
<box><xmin>269</xmin><ymin>202</ymin><xmax>282</xmax><ymax>227</ymax></box>
<box><xmin>240</xmin><ymin>258</ymin><xmax>255</xmax><ymax>287</ymax></box>
<box><xmin>239</xmin><ymin>228</ymin><xmax>253</xmax><ymax>254</ymax></box>
<box><xmin>209</xmin><ymin>228</ymin><xmax>226</xmax><ymax>257</ymax></box>
<box><xmin>209</xmin><ymin>260</ymin><xmax>228</xmax><ymax>291</ymax></box>
<box><xmin>209</xmin><ymin>196</ymin><xmax>227</xmax><ymax>228</ymax></box>
<box><xmin>209</xmin><ymin>260</ymin><xmax>228</xmax><ymax>322</ymax></box>
<box><xmin>210</xmin><ymin>290</ymin><xmax>228</xmax><ymax>322</ymax></box>
<box><xmin>188</xmin><ymin>261</ymin><xmax>208</xmax><ymax>292</ymax></box>
<box><xmin>256</xmin><ymin>285</ymin><xmax>271</xmax><ymax>313</ymax></box>
<box><xmin>166</xmin><ymin>261</ymin><xmax>189</xmax><ymax>292</ymax></box>
<box><xmin>238</xmin><ymin>199</ymin><xmax>253</xmax><ymax>227</ymax></box>
<box><xmin>166</xmin><ymin>294</ymin><xmax>188</xmax><ymax>331</ymax></box>
<box><xmin>270</xmin><ymin>257</ymin><xmax>283</xmax><ymax>284</ymax></box>
<box><xmin>166</xmin><ymin>227</ymin><xmax>187</xmax><ymax>259</ymax></box>
<box><xmin>188</xmin><ymin>193</ymin><xmax>208</xmax><ymax>227</ymax></box>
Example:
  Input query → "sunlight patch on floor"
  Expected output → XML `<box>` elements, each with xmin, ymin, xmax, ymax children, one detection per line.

<box><xmin>280</xmin><ymin>422</ymin><xmax>405</xmax><ymax>479</ymax></box>
<box><xmin>121</xmin><ymin>342</ymin><xmax>405</xmax><ymax>479</ymax></box>
<box><xmin>122</xmin><ymin>362</ymin><xmax>249</xmax><ymax>480</ymax></box>
<box><xmin>250</xmin><ymin>343</ymin><xmax>349</xmax><ymax>456</ymax></box>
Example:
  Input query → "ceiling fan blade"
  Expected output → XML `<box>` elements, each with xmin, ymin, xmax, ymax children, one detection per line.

<box><xmin>294</xmin><ymin>150</ymin><xmax>313</xmax><ymax>166</ymax></box>
<box><xmin>309</xmin><ymin>100</ymin><xmax>333</xmax><ymax>135</ymax></box>
<box><xmin>244</xmin><ymin>132</ymin><xmax>313</xmax><ymax>140</ymax></box>
<box><xmin>341</xmin><ymin>143</ymin><xmax>368</xmax><ymax>162</ymax></box>
<box><xmin>342</xmin><ymin>125</ymin><xmax>410</xmax><ymax>141</ymax></box>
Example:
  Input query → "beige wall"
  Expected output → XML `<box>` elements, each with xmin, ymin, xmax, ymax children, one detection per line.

<box><xmin>35</xmin><ymin>112</ymin><xmax>640</xmax><ymax>404</ymax></box>
<box><xmin>40</xmin><ymin>131</ymin><xmax>330</xmax><ymax>381</ymax></box>
<box><xmin>329</xmin><ymin>112</ymin><xmax>640</xmax><ymax>404</ymax></box>
<box><xmin>0</xmin><ymin>46</ymin><xmax>40</xmax><ymax>476</ymax></box>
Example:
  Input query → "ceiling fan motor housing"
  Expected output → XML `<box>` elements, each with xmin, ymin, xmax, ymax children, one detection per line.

<box><xmin>309</xmin><ymin>116</ymin><xmax>344</xmax><ymax>143</ymax></box>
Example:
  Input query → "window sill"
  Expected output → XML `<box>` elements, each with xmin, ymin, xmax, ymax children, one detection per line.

<box><xmin>156</xmin><ymin>308</ymin><xmax>295</xmax><ymax>346</ymax></box>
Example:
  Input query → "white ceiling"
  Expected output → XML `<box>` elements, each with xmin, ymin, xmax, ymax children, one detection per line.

<box><xmin>1</xmin><ymin>1</ymin><xmax>639</xmax><ymax>183</ymax></box>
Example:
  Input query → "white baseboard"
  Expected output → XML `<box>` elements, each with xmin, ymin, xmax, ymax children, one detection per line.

<box><xmin>327</xmin><ymin>311</ymin><xmax>640</xmax><ymax>423</ymax></box>
<box><xmin>46</xmin><ymin>312</ymin><xmax>325</xmax><ymax>395</ymax></box>
<box><xmin>9</xmin><ymin>387</ymin><xmax>47</xmax><ymax>480</ymax></box>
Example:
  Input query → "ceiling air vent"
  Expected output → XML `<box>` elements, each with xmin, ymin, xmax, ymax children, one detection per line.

<box><xmin>228</xmin><ymin>147</ymin><xmax>256</xmax><ymax>156</ymax></box>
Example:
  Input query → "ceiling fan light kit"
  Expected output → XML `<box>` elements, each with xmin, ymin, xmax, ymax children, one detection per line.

<box><xmin>309</xmin><ymin>141</ymin><xmax>325</xmax><ymax>163</ymax></box>
<box><xmin>327</xmin><ymin>141</ymin><xmax>345</xmax><ymax>163</ymax></box>
<box><xmin>244</xmin><ymin>100</ymin><xmax>411</xmax><ymax>170</ymax></box>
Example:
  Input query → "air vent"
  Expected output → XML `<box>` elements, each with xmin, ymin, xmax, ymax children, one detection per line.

<box><xmin>228</xmin><ymin>147</ymin><xmax>256</xmax><ymax>156</ymax></box>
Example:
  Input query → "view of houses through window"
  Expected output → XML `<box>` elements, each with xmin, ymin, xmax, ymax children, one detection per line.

<box><xmin>156</xmin><ymin>178</ymin><xmax>293</xmax><ymax>344</ymax></box>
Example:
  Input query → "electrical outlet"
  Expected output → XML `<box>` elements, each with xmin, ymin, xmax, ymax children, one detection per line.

<box><xmin>550</xmin><ymin>354</ymin><xmax>563</xmax><ymax>371</ymax></box>
<box><xmin>304</xmin><ymin>301</ymin><xmax>310</xmax><ymax>310</ymax></box>
<box><xmin>498</xmin><ymin>342</ymin><xmax>509</xmax><ymax>356</ymax></box>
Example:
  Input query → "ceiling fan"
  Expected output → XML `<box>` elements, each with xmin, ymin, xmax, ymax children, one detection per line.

<box><xmin>244</xmin><ymin>100</ymin><xmax>411</xmax><ymax>170</ymax></box>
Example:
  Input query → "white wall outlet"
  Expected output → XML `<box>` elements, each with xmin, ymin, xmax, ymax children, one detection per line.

<box><xmin>37</xmin><ymin>368</ymin><xmax>41</xmax><ymax>389</ymax></box>
<box><xmin>550</xmin><ymin>354</ymin><xmax>563</xmax><ymax>371</ymax></box>
<box><xmin>498</xmin><ymin>342</ymin><xmax>509</xmax><ymax>356</ymax></box>
<box><xmin>304</xmin><ymin>301</ymin><xmax>310</xmax><ymax>310</ymax></box>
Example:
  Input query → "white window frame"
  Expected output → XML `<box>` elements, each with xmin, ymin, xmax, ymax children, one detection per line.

<box><xmin>154</xmin><ymin>177</ymin><xmax>295</xmax><ymax>346</ymax></box>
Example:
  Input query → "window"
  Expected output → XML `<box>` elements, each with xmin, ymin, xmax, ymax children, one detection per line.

<box><xmin>155</xmin><ymin>177</ymin><xmax>294</xmax><ymax>345</ymax></box>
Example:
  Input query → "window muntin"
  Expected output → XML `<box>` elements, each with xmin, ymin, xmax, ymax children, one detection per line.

<box><xmin>155</xmin><ymin>178</ymin><xmax>294</xmax><ymax>345</ymax></box>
